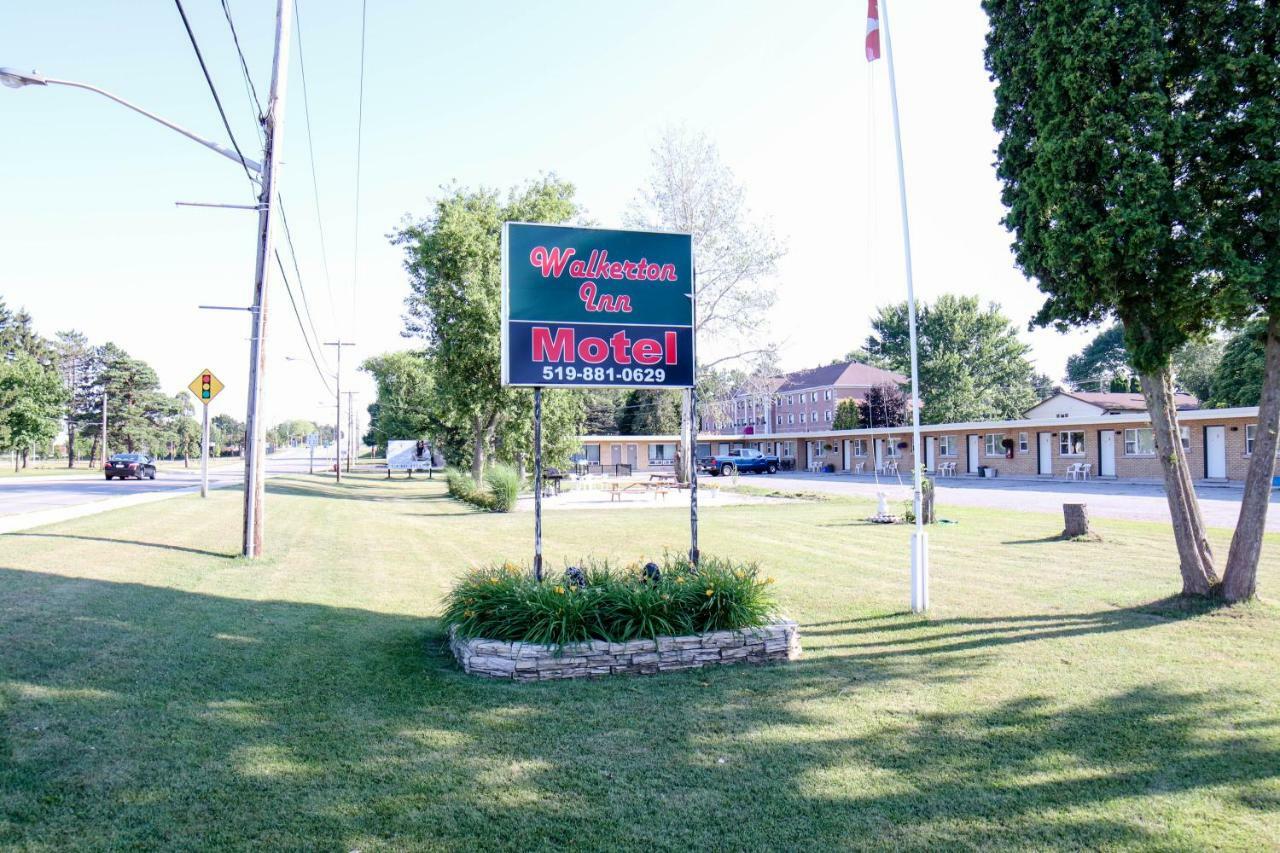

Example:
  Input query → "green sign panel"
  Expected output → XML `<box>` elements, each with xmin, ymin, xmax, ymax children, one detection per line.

<box><xmin>502</xmin><ymin>223</ymin><xmax>695</xmax><ymax>388</ymax></box>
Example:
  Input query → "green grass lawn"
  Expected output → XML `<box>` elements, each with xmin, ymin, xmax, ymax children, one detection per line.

<box><xmin>1</xmin><ymin>473</ymin><xmax>1277</xmax><ymax>850</ymax></box>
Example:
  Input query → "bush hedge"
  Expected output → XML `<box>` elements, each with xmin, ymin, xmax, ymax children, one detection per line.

<box><xmin>446</xmin><ymin>465</ymin><xmax>522</xmax><ymax>512</ymax></box>
<box><xmin>442</xmin><ymin>554</ymin><xmax>778</xmax><ymax>646</ymax></box>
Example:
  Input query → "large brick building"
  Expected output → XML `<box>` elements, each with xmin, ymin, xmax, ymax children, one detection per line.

<box><xmin>702</xmin><ymin>360</ymin><xmax>906</xmax><ymax>435</ymax></box>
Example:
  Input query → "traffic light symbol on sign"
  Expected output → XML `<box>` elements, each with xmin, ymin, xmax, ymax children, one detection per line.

<box><xmin>201</xmin><ymin>374</ymin><xmax>212</xmax><ymax>400</ymax></box>
<box><xmin>188</xmin><ymin>368</ymin><xmax>223</xmax><ymax>404</ymax></box>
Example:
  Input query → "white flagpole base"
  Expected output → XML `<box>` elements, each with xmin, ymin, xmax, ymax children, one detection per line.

<box><xmin>910</xmin><ymin>530</ymin><xmax>929</xmax><ymax>613</ymax></box>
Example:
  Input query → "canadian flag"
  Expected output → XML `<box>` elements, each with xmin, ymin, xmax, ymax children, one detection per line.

<box><xmin>866</xmin><ymin>0</ymin><xmax>881</xmax><ymax>62</ymax></box>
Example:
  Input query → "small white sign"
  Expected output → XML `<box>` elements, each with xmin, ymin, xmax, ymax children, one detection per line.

<box><xmin>388</xmin><ymin>439</ymin><xmax>436</xmax><ymax>471</ymax></box>
<box><xmin>306</xmin><ymin>433</ymin><xmax>319</xmax><ymax>448</ymax></box>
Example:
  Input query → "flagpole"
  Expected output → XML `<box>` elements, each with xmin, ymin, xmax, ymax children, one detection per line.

<box><xmin>878</xmin><ymin>0</ymin><xmax>929</xmax><ymax>612</ymax></box>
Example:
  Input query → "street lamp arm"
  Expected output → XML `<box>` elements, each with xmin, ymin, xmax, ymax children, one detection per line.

<box><xmin>1</xmin><ymin>69</ymin><xmax>262</xmax><ymax>174</ymax></box>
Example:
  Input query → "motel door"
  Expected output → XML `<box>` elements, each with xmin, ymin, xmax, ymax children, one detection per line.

<box><xmin>966</xmin><ymin>435</ymin><xmax>980</xmax><ymax>474</ymax></box>
<box><xmin>1205</xmin><ymin>426</ymin><xmax>1227</xmax><ymax>478</ymax></box>
<box><xmin>610</xmin><ymin>444</ymin><xmax>622</xmax><ymax>466</ymax></box>
<box><xmin>627</xmin><ymin>444</ymin><xmax>638</xmax><ymax>469</ymax></box>
<box><xmin>924</xmin><ymin>437</ymin><xmax>936</xmax><ymax>472</ymax></box>
<box><xmin>874</xmin><ymin>439</ymin><xmax>884</xmax><ymax>468</ymax></box>
<box><xmin>843</xmin><ymin>440</ymin><xmax>852</xmax><ymax>471</ymax></box>
<box><xmin>1099</xmin><ymin>430</ymin><xmax>1116</xmax><ymax>477</ymax></box>
<box><xmin>1038</xmin><ymin>432</ymin><xmax>1053</xmax><ymax>475</ymax></box>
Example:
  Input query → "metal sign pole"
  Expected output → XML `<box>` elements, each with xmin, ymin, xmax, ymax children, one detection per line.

<box><xmin>533</xmin><ymin>386</ymin><xmax>544</xmax><ymax>581</ymax></box>
<box><xmin>688</xmin><ymin>386</ymin><xmax>699</xmax><ymax>566</ymax></box>
<box><xmin>200</xmin><ymin>403</ymin><xmax>210</xmax><ymax>498</ymax></box>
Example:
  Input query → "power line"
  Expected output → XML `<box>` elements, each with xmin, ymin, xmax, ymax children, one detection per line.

<box><xmin>350</xmin><ymin>0</ymin><xmax>368</xmax><ymax>340</ymax></box>
<box><xmin>219</xmin><ymin>0</ymin><xmax>264</xmax><ymax>145</ymax></box>
<box><xmin>293</xmin><ymin>0</ymin><xmax>338</xmax><ymax>326</ymax></box>
<box><xmin>277</xmin><ymin>196</ymin><xmax>332</xmax><ymax>372</ymax></box>
<box><xmin>171</xmin><ymin>0</ymin><xmax>257</xmax><ymax>190</ymax></box>
<box><xmin>274</xmin><ymin>249</ymin><xmax>336</xmax><ymax>396</ymax></box>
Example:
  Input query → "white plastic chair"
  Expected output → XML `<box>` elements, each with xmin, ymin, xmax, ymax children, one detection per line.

<box><xmin>1081</xmin><ymin>463</ymin><xmax>1092</xmax><ymax>481</ymax></box>
<box><xmin>1066</xmin><ymin>463</ymin><xmax>1083</xmax><ymax>481</ymax></box>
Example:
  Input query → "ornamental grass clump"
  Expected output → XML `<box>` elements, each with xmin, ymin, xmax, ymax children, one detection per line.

<box><xmin>446</xmin><ymin>466</ymin><xmax>523</xmax><ymax>513</ymax></box>
<box><xmin>442</xmin><ymin>555</ymin><xmax>778</xmax><ymax>645</ymax></box>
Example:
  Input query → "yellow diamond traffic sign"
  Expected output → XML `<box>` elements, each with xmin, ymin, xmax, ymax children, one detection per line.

<box><xmin>188</xmin><ymin>368</ymin><xmax>224</xmax><ymax>405</ymax></box>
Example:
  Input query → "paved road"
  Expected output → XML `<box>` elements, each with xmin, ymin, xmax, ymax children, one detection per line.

<box><xmin>744</xmin><ymin>472</ymin><xmax>1267</xmax><ymax>532</ymax></box>
<box><xmin>0</xmin><ymin>448</ymin><xmax>328</xmax><ymax>529</ymax></box>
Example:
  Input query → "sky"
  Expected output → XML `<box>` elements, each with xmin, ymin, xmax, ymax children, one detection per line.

<box><xmin>0</xmin><ymin>0</ymin><xmax>1097</xmax><ymax>432</ymax></box>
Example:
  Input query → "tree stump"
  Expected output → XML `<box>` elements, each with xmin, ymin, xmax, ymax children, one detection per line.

<box><xmin>1062</xmin><ymin>503</ymin><xmax>1096</xmax><ymax>539</ymax></box>
<box><xmin>921</xmin><ymin>477</ymin><xmax>936</xmax><ymax>525</ymax></box>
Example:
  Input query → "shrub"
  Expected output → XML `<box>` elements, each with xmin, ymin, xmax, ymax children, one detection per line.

<box><xmin>446</xmin><ymin>466</ymin><xmax>524</xmax><ymax>512</ymax></box>
<box><xmin>483</xmin><ymin>464</ymin><xmax>521</xmax><ymax>512</ymax></box>
<box><xmin>442</xmin><ymin>555</ymin><xmax>778</xmax><ymax>645</ymax></box>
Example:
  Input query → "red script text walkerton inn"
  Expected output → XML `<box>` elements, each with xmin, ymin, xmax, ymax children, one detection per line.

<box><xmin>528</xmin><ymin>246</ymin><xmax>680</xmax><ymax>314</ymax></box>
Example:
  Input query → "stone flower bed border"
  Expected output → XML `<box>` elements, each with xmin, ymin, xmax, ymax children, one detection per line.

<box><xmin>450</xmin><ymin>620</ymin><xmax>801</xmax><ymax>681</ymax></box>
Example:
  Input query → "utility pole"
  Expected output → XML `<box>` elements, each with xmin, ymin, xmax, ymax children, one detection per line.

<box><xmin>241</xmin><ymin>0</ymin><xmax>294</xmax><ymax>559</ymax></box>
<box><xmin>323</xmin><ymin>340</ymin><xmax>355</xmax><ymax>483</ymax></box>
<box><xmin>101</xmin><ymin>389</ymin><xmax>108</xmax><ymax>469</ymax></box>
<box><xmin>344</xmin><ymin>391</ymin><xmax>358</xmax><ymax>472</ymax></box>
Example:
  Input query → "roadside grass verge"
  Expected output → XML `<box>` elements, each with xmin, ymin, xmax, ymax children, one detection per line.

<box><xmin>1</xmin><ymin>472</ymin><xmax>1277</xmax><ymax>850</ymax></box>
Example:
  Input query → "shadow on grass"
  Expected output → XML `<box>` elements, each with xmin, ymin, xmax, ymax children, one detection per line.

<box><xmin>2</xmin><ymin>532</ymin><xmax>235</xmax><ymax>559</ymax></box>
<box><xmin>265</xmin><ymin>478</ymin><xmax>454</xmax><ymax>504</ymax></box>
<box><xmin>0</xmin><ymin>568</ymin><xmax>1275</xmax><ymax>850</ymax></box>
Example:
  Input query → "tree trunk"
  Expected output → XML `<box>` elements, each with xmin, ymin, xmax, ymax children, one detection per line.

<box><xmin>471</xmin><ymin>416</ymin><xmax>487</xmax><ymax>481</ymax></box>
<box><xmin>1223</xmin><ymin>310</ymin><xmax>1280</xmax><ymax>602</ymax></box>
<box><xmin>89</xmin><ymin>437</ymin><xmax>99</xmax><ymax>469</ymax></box>
<box><xmin>21</xmin><ymin>449</ymin><xmax>29</xmax><ymax>469</ymax></box>
<box><xmin>1062</xmin><ymin>503</ymin><xmax>1092</xmax><ymax>538</ymax></box>
<box><xmin>67</xmin><ymin>418</ymin><xmax>76</xmax><ymax>467</ymax></box>
<box><xmin>1140</xmin><ymin>368</ymin><xmax>1219</xmax><ymax>596</ymax></box>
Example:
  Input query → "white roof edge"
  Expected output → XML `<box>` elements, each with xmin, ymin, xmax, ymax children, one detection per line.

<box><xmin>577</xmin><ymin>406</ymin><xmax>1259</xmax><ymax>442</ymax></box>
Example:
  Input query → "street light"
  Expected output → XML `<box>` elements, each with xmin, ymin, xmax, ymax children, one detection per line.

<box><xmin>0</xmin><ymin>68</ymin><xmax>262</xmax><ymax>173</ymax></box>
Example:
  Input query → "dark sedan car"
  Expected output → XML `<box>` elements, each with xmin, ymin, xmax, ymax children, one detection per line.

<box><xmin>105</xmin><ymin>453</ymin><xmax>156</xmax><ymax>480</ymax></box>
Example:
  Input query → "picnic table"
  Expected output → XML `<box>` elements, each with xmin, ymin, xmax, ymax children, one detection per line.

<box><xmin>607</xmin><ymin>481</ymin><xmax>671</xmax><ymax>502</ymax></box>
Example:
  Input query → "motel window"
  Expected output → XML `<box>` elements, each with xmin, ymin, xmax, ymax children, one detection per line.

<box><xmin>799</xmin><ymin>412</ymin><xmax>806</xmax><ymax>424</ymax></box>
<box><xmin>886</xmin><ymin>440</ymin><xmax>901</xmax><ymax>458</ymax></box>
<box><xmin>1018</xmin><ymin>432</ymin><xmax>1029</xmax><ymax>452</ymax></box>
<box><xmin>1180</xmin><ymin>426</ymin><xmax>1191</xmax><ymax>451</ymax></box>
<box><xmin>1246</xmin><ymin>424</ymin><xmax>1255</xmax><ymax>455</ymax></box>
<box><xmin>984</xmin><ymin>433</ymin><xmax>1005</xmax><ymax>457</ymax></box>
<box><xmin>581</xmin><ymin>444</ymin><xmax>601</xmax><ymax>463</ymax></box>
<box><xmin>939</xmin><ymin>435</ymin><xmax>957</xmax><ymax>457</ymax></box>
<box><xmin>781</xmin><ymin>441</ymin><xmax>795</xmax><ymax>458</ymax></box>
<box><xmin>648</xmin><ymin>443</ymin><xmax>675</xmax><ymax>462</ymax></box>
<box><xmin>811</xmin><ymin>392</ymin><xmax>818</xmax><ymax>403</ymax></box>
<box><xmin>825</xmin><ymin>389</ymin><xmax>833</xmax><ymax>401</ymax></box>
<box><xmin>1124</xmin><ymin>428</ymin><xmax>1157</xmax><ymax>456</ymax></box>
<box><xmin>788</xmin><ymin>414</ymin><xmax>794</xmax><ymax>425</ymax></box>
<box><xmin>787</xmin><ymin>395</ymin><xmax>794</xmax><ymax>405</ymax></box>
<box><xmin>696</xmin><ymin>443</ymin><xmax>712</xmax><ymax>458</ymax></box>
<box><xmin>825</xmin><ymin>409</ymin><xmax>833</xmax><ymax>422</ymax></box>
<box><xmin>1059</xmin><ymin>431</ymin><xmax>1085</xmax><ymax>456</ymax></box>
<box><xmin>777</xmin><ymin>415</ymin><xmax>783</xmax><ymax>427</ymax></box>
<box><xmin>854</xmin><ymin>439</ymin><xmax>867</xmax><ymax>457</ymax></box>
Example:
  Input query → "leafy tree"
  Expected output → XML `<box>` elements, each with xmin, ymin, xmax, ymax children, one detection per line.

<box><xmin>617</xmin><ymin>389</ymin><xmax>681</xmax><ymax>436</ymax></box>
<box><xmin>863</xmin><ymin>295</ymin><xmax>1038</xmax><ymax>424</ymax></box>
<box><xmin>1172</xmin><ymin>336</ymin><xmax>1225</xmax><ymax>404</ymax></box>
<box><xmin>76</xmin><ymin>344</ymin><xmax>176</xmax><ymax>456</ymax></box>
<box><xmin>1031</xmin><ymin>373</ymin><xmax>1059</xmax><ymax>400</ymax></box>
<box><xmin>52</xmin><ymin>330</ymin><xmax>92</xmax><ymax>466</ymax></box>
<box><xmin>360</xmin><ymin>350</ymin><xmax>437</xmax><ymax>456</ymax></box>
<box><xmin>580</xmin><ymin>388</ymin><xmax>625</xmax><ymax>435</ymax></box>
<box><xmin>0</xmin><ymin>298</ymin><xmax>53</xmax><ymax>366</ymax></box>
<box><xmin>833</xmin><ymin>399</ymin><xmax>860</xmax><ymax>430</ymax></box>
<box><xmin>1209</xmin><ymin>320</ymin><xmax>1265</xmax><ymax>408</ymax></box>
<box><xmin>0</xmin><ymin>355</ymin><xmax>66</xmax><ymax>470</ymax></box>
<box><xmin>860</xmin><ymin>383</ymin><xmax>907</xmax><ymax>429</ymax></box>
<box><xmin>1065</xmin><ymin>325</ymin><xmax>1135</xmax><ymax>392</ymax></box>
<box><xmin>211</xmin><ymin>414</ymin><xmax>245</xmax><ymax>456</ymax></box>
<box><xmin>494</xmin><ymin>388</ymin><xmax>586</xmax><ymax>474</ymax></box>
<box><xmin>394</xmin><ymin>177</ymin><xmax>586</xmax><ymax>479</ymax></box>
<box><xmin>627</xmin><ymin>127</ymin><xmax>783</xmax><ymax>368</ymax></box>
<box><xmin>985</xmin><ymin>0</ymin><xmax>1241</xmax><ymax>596</ymax></box>
<box><xmin>1186</xmin><ymin>2</ymin><xmax>1277</xmax><ymax>600</ymax></box>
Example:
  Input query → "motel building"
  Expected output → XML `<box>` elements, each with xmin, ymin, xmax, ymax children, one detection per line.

<box><xmin>575</xmin><ymin>394</ymin><xmax>1266</xmax><ymax>485</ymax></box>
